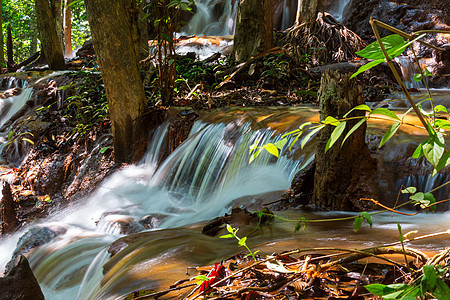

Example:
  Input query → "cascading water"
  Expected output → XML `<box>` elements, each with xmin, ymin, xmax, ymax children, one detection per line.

<box><xmin>0</xmin><ymin>107</ymin><xmax>448</xmax><ymax>299</ymax></box>
<box><xmin>394</xmin><ymin>56</ymin><xmax>425</xmax><ymax>89</ymax></box>
<box><xmin>183</xmin><ymin>0</ymin><xmax>238</xmax><ymax>36</ymax></box>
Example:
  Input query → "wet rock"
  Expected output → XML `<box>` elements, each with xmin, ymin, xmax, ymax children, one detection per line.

<box><xmin>0</xmin><ymin>181</ymin><xmax>18</xmax><ymax>235</ymax></box>
<box><xmin>97</xmin><ymin>214</ymin><xmax>146</xmax><ymax>235</ymax></box>
<box><xmin>0</xmin><ymin>87</ymin><xmax>22</xmax><ymax>99</ymax></box>
<box><xmin>76</xmin><ymin>40</ymin><xmax>95</xmax><ymax>59</ymax></box>
<box><xmin>167</xmin><ymin>111</ymin><xmax>199</xmax><ymax>154</ymax></box>
<box><xmin>5</xmin><ymin>225</ymin><xmax>67</xmax><ymax>274</ymax></box>
<box><xmin>139</xmin><ymin>214</ymin><xmax>168</xmax><ymax>229</ymax></box>
<box><xmin>202</xmin><ymin>207</ymin><xmax>274</xmax><ymax>237</ymax></box>
<box><xmin>0</xmin><ymin>256</ymin><xmax>44</xmax><ymax>300</ymax></box>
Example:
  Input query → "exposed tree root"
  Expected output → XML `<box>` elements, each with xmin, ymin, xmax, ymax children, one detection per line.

<box><xmin>285</xmin><ymin>12</ymin><xmax>366</xmax><ymax>64</ymax></box>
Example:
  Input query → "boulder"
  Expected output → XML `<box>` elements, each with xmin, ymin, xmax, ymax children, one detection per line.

<box><xmin>0</xmin><ymin>256</ymin><xmax>44</xmax><ymax>300</ymax></box>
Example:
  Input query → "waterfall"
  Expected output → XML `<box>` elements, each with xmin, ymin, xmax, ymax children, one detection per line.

<box><xmin>183</xmin><ymin>0</ymin><xmax>238</xmax><ymax>36</ymax></box>
<box><xmin>0</xmin><ymin>106</ymin><xmax>448</xmax><ymax>299</ymax></box>
<box><xmin>394</xmin><ymin>56</ymin><xmax>425</xmax><ymax>89</ymax></box>
<box><xmin>329</xmin><ymin>0</ymin><xmax>351</xmax><ymax>22</ymax></box>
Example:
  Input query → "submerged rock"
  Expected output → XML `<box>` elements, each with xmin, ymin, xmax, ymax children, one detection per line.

<box><xmin>0</xmin><ymin>256</ymin><xmax>44</xmax><ymax>300</ymax></box>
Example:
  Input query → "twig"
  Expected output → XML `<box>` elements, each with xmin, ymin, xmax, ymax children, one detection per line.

<box><xmin>361</xmin><ymin>198</ymin><xmax>450</xmax><ymax>216</ymax></box>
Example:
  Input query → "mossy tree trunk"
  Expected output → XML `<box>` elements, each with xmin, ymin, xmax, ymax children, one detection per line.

<box><xmin>312</xmin><ymin>70</ymin><xmax>377</xmax><ymax>210</ymax></box>
<box><xmin>232</xmin><ymin>0</ymin><xmax>274</xmax><ymax>61</ymax></box>
<box><xmin>84</xmin><ymin>0</ymin><xmax>148</xmax><ymax>163</ymax></box>
<box><xmin>34</xmin><ymin>0</ymin><xmax>66</xmax><ymax>70</ymax></box>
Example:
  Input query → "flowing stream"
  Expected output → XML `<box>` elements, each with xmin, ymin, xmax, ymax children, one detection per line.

<box><xmin>0</xmin><ymin>103</ymin><xmax>447</xmax><ymax>299</ymax></box>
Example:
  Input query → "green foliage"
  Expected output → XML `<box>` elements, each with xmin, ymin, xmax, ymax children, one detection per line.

<box><xmin>220</xmin><ymin>224</ymin><xmax>259</xmax><ymax>261</ymax></box>
<box><xmin>2</xmin><ymin>0</ymin><xmax>90</xmax><ymax>62</ymax></box>
<box><xmin>4</xmin><ymin>131</ymin><xmax>34</xmax><ymax>150</ymax></box>
<box><xmin>353</xmin><ymin>211</ymin><xmax>372</xmax><ymax>233</ymax></box>
<box><xmin>365</xmin><ymin>265</ymin><xmax>450</xmax><ymax>300</ymax></box>
<box><xmin>39</xmin><ymin>70</ymin><xmax>108</xmax><ymax>138</ymax></box>
<box><xmin>401</xmin><ymin>186</ymin><xmax>436</xmax><ymax>212</ymax></box>
<box><xmin>145</xmin><ymin>0</ymin><xmax>194</xmax><ymax>106</ymax></box>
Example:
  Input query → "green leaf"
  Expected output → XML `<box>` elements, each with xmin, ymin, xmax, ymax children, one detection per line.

<box><xmin>397</xmin><ymin>223</ymin><xmax>404</xmax><ymax>242</ymax></box>
<box><xmin>401</xmin><ymin>186</ymin><xmax>417</xmax><ymax>194</ymax></box>
<box><xmin>219</xmin><ymin>234</ymin><xmax>233</xmax><ymax>239</ymax></box>
<box><xmin>434</xmin><ymin>278</ymin><xmax>450</xmax><ymax>299</ymax></box>
<box><xmin>341</xmin><ymin>117</ymin><xmax>367</xmax><ymax>146</ymax></box>
<box><xmin>412</xmin><ymin>140</ymin><xmax>427</xmax><ymax>158</ymax></box>
<box><xmin>99</xmin><ymin>147</ymin><xmax>110</xmax><ymax>154</ymax></box>
<box><xmin>249</xmin><ymin>143</ymin><xmax>258</xmax><ymax>154</ymax></box>
<box><xmin>7</xmin><ymin>131</ymin><xmax>14</xmax><ymax>140</ymax></box>
<box><xmin>422</xmin><ymin>265</ymin><xmax>438</xmax><ymax>290</ymax></box>
<box><xmin>365</xmin><ymin>284</ymin><xmax>393</xmax><ymax>296</ymax></box>
<box><xmin>424</xmin><ymin>69</ymin><xmax>433</xmax><ymax>76</ymax></box>
<box><xmin>264</xmin><ymin>143</ymin><xmax>279</xmax><ymax>157</ymax></box>
<box><xmin>274</xmin><ymin>138</ymin><xmax>287</xmax><ymax>150</ymax></box>
<box><xmin>434</xmin><ymin>119</ymin><xmax>450</xmax><ymax>130</ymax></box>
<box><xmin>238</xmin><ymin>236</ymin><xmax>247</xmax><ymax>247</ymax></box>
<box><xmin>351</xmin><ymin>59</ymin><xmax>384</xmax><ymax>79</ymax></box>
<box><xmin>193</xmin><ymin>275</ymin><xmax>212</xmax><ymax>285</ymax></box>
<box><xmin>295</xmin><ymin>222</ymin><xmax>301</xmax><ymax>232</ymax></box>
<box><xmin>435</xmin><ymin>150</ymin><xmax>450</xmax><ymax>173</ymax></box>
<box><xmin>413</xmin><ymin>74</ymin><xmax>423</xmax><ymax>82</ymax></box>
<box><xmin>361</xmin><ymin>211</ymin><xmax>372</xmax><ymax>228</ymax></box>
<box><xmin>43</xmin><ymin>195</ymin><xmax>51</xmax><ymax>203</ymax></box>
<box><xmin>325</xmin><ymin>122</ymin><xmax>346</xmax><ymax>152</ymax></box>
<box><xmin>323</xmin><ymin>116</ymin><xmax>340</xmax><ymax>126</ymax></box>
<box><xmin>423</xmin><ymin>133</ymin><xmax>445</xmax><ymax>167</ymax></box>
<box><xmin>356</xmin><ymin>34</ymin><xmax>406</xmax><ymax>60</ymax></box>
<box><xmin>370</xmin><ymin>108</ymin><xmax>400</xmax><ymax>121</ymax></box>
<box><xmin>300</xmin><ymin>125</ymin><xmax>325</xmax><ymax>149</ymax></box>
<box><xmin>379</xmin><ymin>122</ymin><xmax>401</xmax><ymax>148</ymax></box>
<box><xmin>434</xmin><ymin>105</ymin><xmax>448</xmax><ymax>114</ymax></box>
<box><xmin>353</xmin><ymin>216</ymin><xmax>363</xmax><ymax>233</ymax></box>
<box><xmin>249</xmin><ymin>149</ymin><xmax>261</xmax><ymax>164</ymax></box>
<box><xmin>343</xmin><ymin>104</ymin><xmax>372</xmax><ymax>118</ymax></box>
<box><xmin>424</xmin><ymin>193</ymin><xmax>436</xmax><ymax>211</ymax></box>
<box><xmin>410</xmin><ymin>192</ymin><xmax>425</xmax><ymax>202</ymax></box>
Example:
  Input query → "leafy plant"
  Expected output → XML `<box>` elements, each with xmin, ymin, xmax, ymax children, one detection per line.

<box><xmin>220</xmin><ymin>224</ymin><xmax>259</xmax><ymax>261</ymax></box>
<box><xmin>250</xmin><ymin>21</ymin><xmax>449</xmax><ymax>176</ymax></box>
<box><xmin>4</xmin><ymin>131</ymin><xmax>34</xmax><ymax>150</ymax></box>
<box><xmin>145</xmin><ymin>0</ymin><xmax>194</xmax><ymax>106</ymax></box>
<box><xmin>365</xmin><ymin>264</ymin><xmax>450</xmax><ymax>300</ymax></box>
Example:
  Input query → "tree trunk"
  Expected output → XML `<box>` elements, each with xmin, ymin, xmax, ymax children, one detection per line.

<box><xmin>84</xmin><ymin>0</ymin><xmax>148</xmax><ymax>163</ymax></box>
<box><xmin>232</xmin><ymin>0</ymin><xmax>274</xmax><ymax>61</ymax></box>
<box><xmin>295</xmin><ymin>0</ymin><xmax>319</xmax><ymax>25</ymax></box>
<box><xmin>1</xmin><ymin>181</ymin><xmax>18</xmax><ymax>235</ymax></box>
<box><xmin>6</xmin><ymin>24</ymin><xmax>15</xmax><ymax>71</ymax></box>
<box><xmin>30</xmin><ymin>21</ymin><xmax>38</xmax><ymax>55</ymax></box>
<box><xmin>34</xmin><ymin>0</ymin><xmax>66</xmax><ymax>70</ymax></box>
<box><xmin>63</xmin><ymin>0</ymin><xmax>72</xmax><ymax>56</ymax></box>
<box><xmin>0</xmin><ymin>1</ymin><xmax>5</xmax><ymax>67</ymax></box>
<box><xmin>312</xmin><ymin>70</ymin><xmax>377</xmax><ymax>211</ymax></box>
<box><xmin>51</xmin><ymin>0</ymin><xmax>64</xmax><ymax>50</ymax></box>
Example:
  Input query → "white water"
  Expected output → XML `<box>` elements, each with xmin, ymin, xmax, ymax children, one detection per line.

<box><xmin>330</xmin><ymin>0</ymin><xmax>351</xmax><ymax>22</ymax></box>
<box><xmin>0</xmin><ymin>106</ymin><xmax>448</xmax><ymax>299</ymax></box>
<box><xmin>183</xmin><ymin>0</ymin><xmax>238</xmax><ymax>35</ymax></box>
